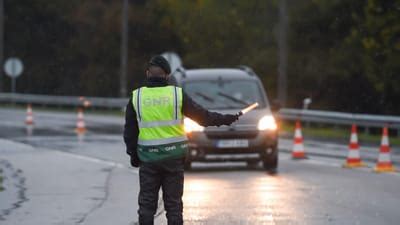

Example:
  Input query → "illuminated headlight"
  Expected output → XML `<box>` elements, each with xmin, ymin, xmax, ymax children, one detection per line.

<box><xmin>184</xmin><ymin>118</ymin><xmax>204</xmax><ymax>133</ymax></box>
<box><xmin>257</xmin><ymin>115</ymin><xmax>277</xmax><ymax>131</ymax></box>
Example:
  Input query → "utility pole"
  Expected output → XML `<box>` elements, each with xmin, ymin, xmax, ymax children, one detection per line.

<box><xmin>277</xmin><ymin>0</ymin><xmax>288</xmax><ymax>106</ymax></box>
<box><xmin>0</xmin><ymin>0</ymin><xmax>4</xmax><ymax>92</ymax></box>
<box><xmin>120</xmin><ymin>0</ymin><xmax>128</xmax><ymax>97</ymax></box>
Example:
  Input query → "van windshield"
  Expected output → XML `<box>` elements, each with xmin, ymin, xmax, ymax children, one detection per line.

<box><xmin>183</xmin><ymin>80</ymin><xmax>266</xmax><ymax>110</ymax></box>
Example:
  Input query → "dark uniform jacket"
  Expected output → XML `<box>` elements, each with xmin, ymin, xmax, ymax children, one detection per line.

<box><xmin>123</xmin><ymin>77</ymin><xmax>237</xmax><ymax>167</ymax></box>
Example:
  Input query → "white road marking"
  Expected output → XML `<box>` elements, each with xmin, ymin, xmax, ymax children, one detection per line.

<box><xmin>53</xmin><ymin>150</ymin><xmax>139</xmax><ymax>174</ymax></box>
<box><xmin>1</xmin><ymin>137</ymin><xmax>139</xmax><ymax>175</ymax></box>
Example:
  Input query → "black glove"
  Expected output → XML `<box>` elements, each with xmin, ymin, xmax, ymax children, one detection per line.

<box><xmin>222</xmin><ymin>114</ymin><xmax>239</xmax><ymax>125</ymax></box>
<box><xmin>130</xmin><ymin>154</ymin><xmax>140</xmax><ymax>168</ymax></box>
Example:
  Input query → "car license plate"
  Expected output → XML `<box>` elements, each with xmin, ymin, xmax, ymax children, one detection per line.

<box><xmin>217</xmin><ymin>139</ymin><xmax>249</xmax><ymax>148</ymax></box>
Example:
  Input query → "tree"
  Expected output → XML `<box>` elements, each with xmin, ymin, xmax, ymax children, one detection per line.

<box><xmin>4</xmin><ymin>0</ymin><xmax>400</xmax><ymax>114</ymax></box>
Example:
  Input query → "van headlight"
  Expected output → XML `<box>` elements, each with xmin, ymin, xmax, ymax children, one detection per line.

<box><xmin>184</xmin><ymin>118</ymin><xmax>204</xmax><ymax>133</ymax></box>
<box><xmin>257</xmin><ymin>115</ymin><xmax>277</xmax><ymax>131</ymax></box>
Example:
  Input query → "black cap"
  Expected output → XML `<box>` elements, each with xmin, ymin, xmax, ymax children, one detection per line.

<box><xmin>148</xmin><ymin>55</ymin><xmax>171</xmax><ymax>74</ymax></box>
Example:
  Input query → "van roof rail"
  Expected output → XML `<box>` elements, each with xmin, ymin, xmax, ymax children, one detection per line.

<box><xmin>237</xmin><ymin>65</ymin><xmax>255</xmax><ymax>76</ymax></box>
<box><xmin>174</xmin><ymin>67</ymin><xmax>186</xmax><ymax>78</ymax></box>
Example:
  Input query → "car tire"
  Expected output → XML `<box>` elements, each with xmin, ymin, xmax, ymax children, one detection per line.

<box><xmin>262</xmin><ymin>152</ymin><xmax>278</xmax><ymax>172</ymax></box>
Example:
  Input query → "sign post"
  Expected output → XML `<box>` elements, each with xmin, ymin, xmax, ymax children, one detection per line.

<box><xmin>4</xmin><ymin>57</ymin><xmax>23</xmax><ymax>93</ymax></box>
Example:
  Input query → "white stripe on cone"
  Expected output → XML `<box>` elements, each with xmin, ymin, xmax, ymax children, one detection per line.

<box><xmin>348</xmin><ymin>150</ymin><xmax>360</xmax><ymax>159</ymax></box>
<box><xmin>75</xmin><ymin>109</ymin><xmax>86</xmax><ymax>133</ymax></box>
<box><xmin>343</xmin><ymin>124</ymin><xmax>365</xmax><ymax>167</ymax></box>
<box><xmin>294</xmin><ymin>129</ymin><xmax>302</xmax><ymax>138</ymax></box>
<box><xmin>77</xmin><ymin>120</ymin><xmax>85</xmax><ymax>128</ymax></box>
<box><xmin>25</xmin><ymin>105</ymin><xmax>34</xmax><ymax>125</ymax></box>
<box><xmin>293</xmin><ymin>143</ymin><xmax>304</xmax><ymax>151</ymax></box>
<box><xmin>381</xmin><ymin>136</ymin><xmax>389</xmax><ymax>146</ymax></box>
<box><xmin>292</xmin><ymin>121</ymin><xmax>306</xmax><ymax>158</ymax></box>
<box><xmin>350</xmin><ymin>133</ymin><xmax>358</xmax><ymax>143</ymax></box>
<box><xmin>374</xmin><ymin>126</ymin><xmax>396</xmax><ymax>172</ymax></box>
<box><xmin>26</xmin><ymin>115</ymin><xmax>33</xmax><ymax>123</ymax></box>
<box><xmin>378</xmin><ymin>153</ymin><xmax>391</xmax><ymax>162</ymax></box>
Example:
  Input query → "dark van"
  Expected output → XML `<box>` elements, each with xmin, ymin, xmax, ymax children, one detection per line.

<box><xmin>170</xmin><ymin>67</ymin><xmax>279</xmax><ymax>171</ymax></box>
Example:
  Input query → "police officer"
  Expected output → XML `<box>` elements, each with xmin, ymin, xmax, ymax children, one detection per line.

<box><xmin>124</xmin><ymin>55</ymin><xmax>239</xmax><ymax>225</ymax></box>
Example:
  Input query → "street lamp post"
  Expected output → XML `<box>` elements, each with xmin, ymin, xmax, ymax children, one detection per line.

<box><xmin>120</xmin><ymin>0</ymin><xmax>128</xmax><ymax>97</ymax></box>
<box><xmin>0</xmin><ymin>0</ymin><xmax>4</xmax><ymax>92</ymax></box>
<box><xmin>277</xmin><ymin>0</ymin><xmax>288</xmax><ymax>106</ymax></box>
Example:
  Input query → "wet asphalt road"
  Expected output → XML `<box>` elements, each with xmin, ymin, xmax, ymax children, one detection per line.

<box><xmin>181</xmin><ymin>158</ymin><xmax>400</xmax><ymax>225</ymax></box>
<box><xmin>1</xmin><ymin>108</ymin><xmax>400</xmax><ymax>225</ymax></box>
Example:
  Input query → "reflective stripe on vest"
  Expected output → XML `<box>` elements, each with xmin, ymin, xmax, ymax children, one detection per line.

<box><xmin>138</xmin><ymin>136</ymin><xmax>187</xmax><ymax>146</ymax></box>
<box><xmin>138</xmin><ymin>119</ymin><xmax>181</xmax><ymax>128</ymax></box>
<box><xmin>132</xmin><ymin>86</ymin><xmax>187</xmax><ymax>162</ymax></box>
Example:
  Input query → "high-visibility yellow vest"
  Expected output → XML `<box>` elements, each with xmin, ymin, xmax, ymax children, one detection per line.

<box><xmin>132</xmin><ymin>86</ymin><xmax>188</xmax><ymax>162</ymax></box>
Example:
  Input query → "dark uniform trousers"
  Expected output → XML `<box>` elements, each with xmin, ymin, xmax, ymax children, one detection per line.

<box><xmin>138</xmin><ymin>158</ymin><xmax>184</xmax><ymax>225</ymax></box>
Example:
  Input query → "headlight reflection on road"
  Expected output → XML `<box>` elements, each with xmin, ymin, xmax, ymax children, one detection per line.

<box><xmin>255</xmin><ymin>176</ymin><xmax>281</xmax><ymax>202</ymax></box>
<box><xmin>252</xmin><ymin>176</ymin><xmax>283</xmax><ymax>223</ymax></box>
<box><xmin>253</xmin><ymin>175</ymin><xmax>308</xmax><ymax>223</ymax></box>
<box><xmin>183</xmin><ymin>179</ymin><xmax>212</xmax><ymax>205</ymax></box>
<box><xmin>182</xmin><ymin>174</ymin><xmax>303</xmax><ymax>224</ymax></box>
<box><xmin>183</xmin><ymin>179</ymin><xmax>214</xmax><ymax>222</ymax></box>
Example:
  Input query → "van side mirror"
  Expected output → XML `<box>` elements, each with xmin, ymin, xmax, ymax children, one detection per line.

<box><xmin>271</xmin><ymin>100</ymin><xmax>281</xmax><ymax>113</ymax></box>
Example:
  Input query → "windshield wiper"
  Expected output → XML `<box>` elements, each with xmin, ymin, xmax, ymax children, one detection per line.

<box><xmin>194</xmin><ymin>92</ymin><xmax>238</xmax><ymax>109</ymax></box>
<box><xmin>217</xmin><ymin>91</ymin><xmax>249</xmax><ymax>106</ymax></box>
<box><xmin>195</xmin><ymin>92</ymin><xmax>214</xmax><ymax>102</ymax></box>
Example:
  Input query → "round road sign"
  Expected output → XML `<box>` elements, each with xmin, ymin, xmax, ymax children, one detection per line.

<box><xmin>4</xmin><ymin>57</ymin><xmax>24</xmax><ymax>78</ymax></box>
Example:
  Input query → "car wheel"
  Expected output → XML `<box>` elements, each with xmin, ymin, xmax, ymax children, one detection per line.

<box><xmin>262</xmin><ymin>153</ymin><xmax>278</xmax><ymax>172</ymax></box>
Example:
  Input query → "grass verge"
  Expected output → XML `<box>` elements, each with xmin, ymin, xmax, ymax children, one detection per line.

<box><xmin>280</xmin><ymin>121</ymin><xmax>400</xmax><ymax>147</ymax></box>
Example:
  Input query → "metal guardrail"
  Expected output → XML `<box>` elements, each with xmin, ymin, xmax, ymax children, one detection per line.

<box><xmin>1</xmin><ymin>93</ymin><xmax>400</xmax><ymax>129</ymax></box>
<box><xmin>0</xmin><ymin>93</ymin><xmax>128</xmax><ymax>108</ymax></box>
<box><xmin>279</xmin><ymin>109</ymin><xmax>400</xmax><ymax>129</ymax></box>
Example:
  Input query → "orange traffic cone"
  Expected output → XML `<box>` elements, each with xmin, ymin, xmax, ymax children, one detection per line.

<box><xmin>343</xmin><ymin>124</ymin><xmax>365</xmax><ymax>168</ymax></box>
<box><xmin>374</xmin><ymin>126</ymin><xmax>396</xmax><ymax>172</ymax></box>
<box><xmin>75</xmin><ymin>108</ymin><xmax>87</xmax><ymax>134</ymax></box>
<box><xmin>25</xmin><ymin>104</ymin><xmax>34</xmax><ymax>125</ymax></box>
<box><xmin>292</xmin><ymin>120</ymin><xmax>307</xmax><ymax>159</ymax></box>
